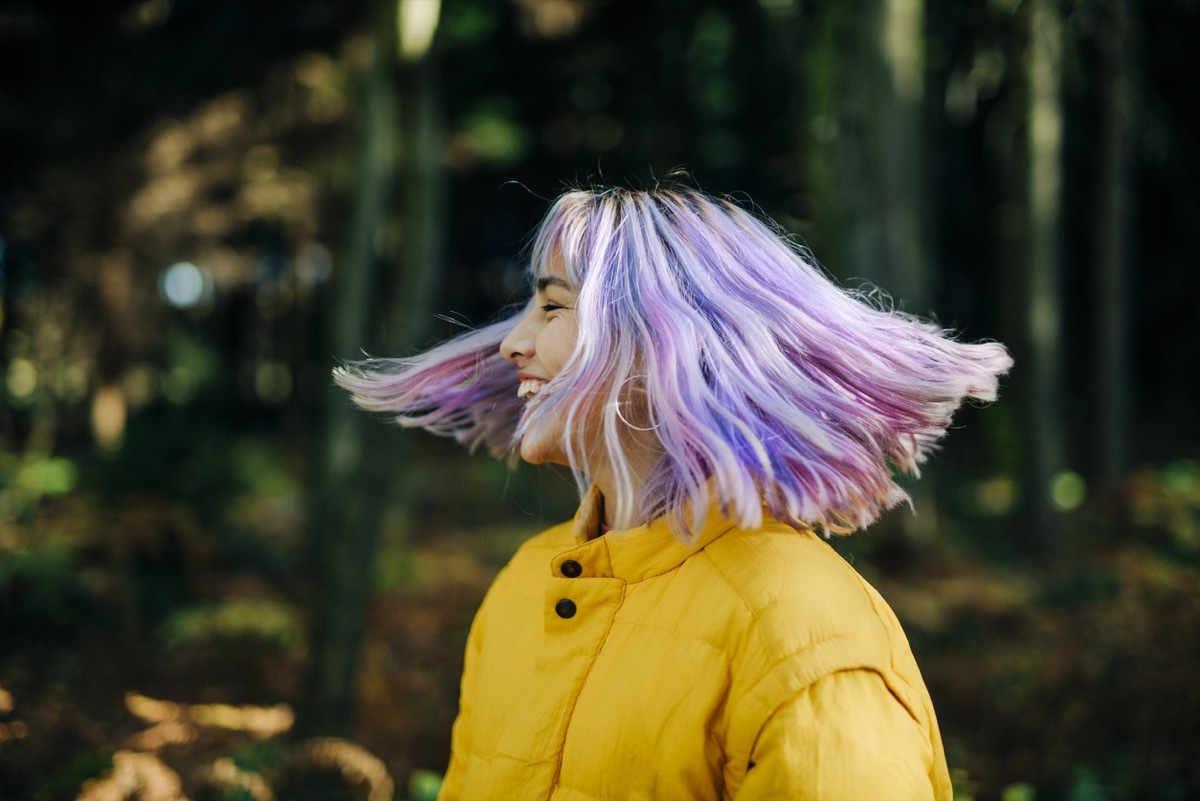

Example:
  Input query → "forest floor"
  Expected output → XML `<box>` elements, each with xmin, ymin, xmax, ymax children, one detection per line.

<box><xmin>2</xmin><ymin>458</ymin><xmax>1199</xmax><ymax>801</ymax></box>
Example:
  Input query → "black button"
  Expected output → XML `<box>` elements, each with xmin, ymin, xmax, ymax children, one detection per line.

<box><xmin>560</xmin><ymin>559</ymin><xmax>582</xmax><ymax>578</ymax></box>
<box><xmin>555</xmin><ymin>599</ymin><xmax>577</xmax><ymax>619</ymax></box>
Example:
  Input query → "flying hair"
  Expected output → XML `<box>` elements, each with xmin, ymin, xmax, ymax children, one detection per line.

<box><xmin>333</xmin><ymin>183</ymin><xmax>1013</xmax><ymax>541</ymax></box>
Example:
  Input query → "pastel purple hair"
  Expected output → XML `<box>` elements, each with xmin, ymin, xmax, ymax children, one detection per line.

<box><xmin>334</xmin><ymin>185</ymin><xmax>1012</xmax><ymax>540</ymax></box>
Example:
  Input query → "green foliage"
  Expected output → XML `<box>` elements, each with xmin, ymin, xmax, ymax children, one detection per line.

<box><xmin>159</xmin><ymin>598</ymin><xmax>304</xmax><ymax>653</ymax></box>
<box><xmin>0</xmin><ymin>537</ymin><xmax>102</xmax><ymax>635</ymax></box>
<box><xmin>439</xmin><ymin>0</ymin><xmax>500</xmax><ymax>46</ymax></box>
<box><xmin>373</xmin><ymin>546</ymin><xmax>418</xmax><ymax>590</ymax></box>
<box><xmin>230</xmin><ymin>740</ymin><xmax>289</xmax><ymax>773</ymax></box>
<box><xmin>161</xmin><ymin>330</ymin><xmax>222</xmax><ymax>404</ymax></box>
<box><xmin>0</xmin><ymin>0</ymin><xmax>1196</xmax><ymax>797</ymax></box>
<box><xmin>1067</xmin><ymin>766</ymin><xmax>1107</xmax><ymax>801</ymax></box>
<box><xmin>408</xmin><ymin>768</ymin><xmax>443</xmax><ymax>801</ymax></box>
<box><xmin>1130</xmin><ymin>459</ymin><xmax>1200</xmax><ymax>553</ymax></box>
<box><xmin>12</xmin><ymin>456</ymin><xmax>78</xmax><ymax>497</ymax></box>
<box><xmin>85</xmin><ymin>411</ymin><xmax>243</xmax><ymax>518</ymax></box>
<box><xmin>457</xmin><ymin>100</ymin><xmax>528</xmax><ymax>165</ymax></box>
<box><xmin>36</xmin><ymin>749</ymin><xmax>116</xmax><ymax>797</ymax></box>
<box><xmin>0</xmin><ymin>453</ymin><xmax>79</xmax><ymax>525</ymax></box>
<box><xmin>1003</xmin><ymin>783</ymin><xmax>1038</xmax><ymax>801</ymax></box>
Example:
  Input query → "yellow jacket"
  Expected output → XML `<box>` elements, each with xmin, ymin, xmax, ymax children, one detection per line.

<box><xmin>439</xmin><ymin>487</ymin><xmax>953</xmax><ymax>801</ymax></box>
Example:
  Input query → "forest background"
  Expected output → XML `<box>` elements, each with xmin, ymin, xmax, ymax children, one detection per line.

<box><xmin>1</xmin><ymin>0</ymin><xmax>1198</xmax><ymax>799</ymax></box>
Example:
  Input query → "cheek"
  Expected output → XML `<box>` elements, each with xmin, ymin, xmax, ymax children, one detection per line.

<box><xmin>538</xmin><ymin>320</ymin><xmax>579</xmax><ymax>375</ymax></box>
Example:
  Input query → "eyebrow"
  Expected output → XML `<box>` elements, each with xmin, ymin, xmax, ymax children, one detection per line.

<box><xmin>536</xmin><ymin>275</ymin><xmax>574</xmax><ymax>294</ymax></box>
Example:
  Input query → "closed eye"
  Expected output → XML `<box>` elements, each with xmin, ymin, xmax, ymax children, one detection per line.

<box><xmin>541</xmin><ymin>303</ymin><xmax>568</xmax><ymax>313</ymax></box>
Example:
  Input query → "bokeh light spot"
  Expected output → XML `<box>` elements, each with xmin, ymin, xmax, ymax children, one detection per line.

<box><xmin>1049</xmin><ymin>470</ymin><xmax>1087</xmax><ymax>512</ymax></box>
<box><xmin>6</xmin><ymin>358</ymin><xmax>37</xmax><ymax>400</ymax></box>
<box><xmin>92</xmin><ymin>385</ymin><xmax>128</xmax><ymax>449</ymax></box>
<box><xmin>975</xmin><ymin>476</ymin><xmax>1018</xmax><ymax>516</ymax></box>
<box><xmin>159</xmin><ymin>261</ymin><xmax>211</xmax><ymax>309</ymax></box>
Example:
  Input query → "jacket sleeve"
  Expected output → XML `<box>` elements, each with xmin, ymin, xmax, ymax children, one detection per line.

<box><xmin>436</xmin><ymin>594</ymin><xmax>489</xmax><ymax>801</ymax></box>
<box><xmin>732</xmin><ymin>668</ymin><xmax>942</xmax><ymax>801</ymax></box>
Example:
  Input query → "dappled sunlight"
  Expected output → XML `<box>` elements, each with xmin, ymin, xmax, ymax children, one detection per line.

<box><xmin>512</xmin><ymin>0</ymin><xmax>592</xmax><ymax>39</ymax></box>
<box><xmin>0</xmin><ymin>685</ymin><xmax>27</xmax><ymax>747</ymax></box>
<box><xmin>0</xmin><ymin>0</ymin><xmax>1195</xmax><ymax>798</ymax></box>
<box><xmin>90</xmin><ymin>385</ymin><xmax>128</xmax><ymax>450</ymax></box>
<box><xmin>65</xmin><ymin>692</ymin><xmax>396</xmax><ymax>799</ymax></box>
<box><xmin>296</xmin><ymin>738</ymin><xmax>395</xmax><ymax>801</ymax></box>
<box><xmin>399</xmin><ymin>0</ymin><xmax>442</xmax><ymax>61</ymax></box>
<box><xmin>77</xmin><ymin>750</ymin><xmax>187</xmax><ymax>801</ymax></box>
<box><xmin>127</xmin><ymin>172</ymin><xmax>203</xmax><ymax>232</ymax></box>
<box><xmin>0</xmin><ymin>720</ymin><xmax>28</xmax><ymax>746</ymax></box>
<box><xmin>125</xmin><ymin>693</ymin><xmax>294</xmax><ymax>739</ymax></box>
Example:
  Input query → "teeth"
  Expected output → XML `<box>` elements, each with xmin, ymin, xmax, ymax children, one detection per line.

<box><xmin>518</xmin><ymin>379</ymin><xmax>546</xmax><ymax>399</ymax></box>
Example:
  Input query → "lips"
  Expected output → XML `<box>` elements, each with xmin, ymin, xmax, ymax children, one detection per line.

<box><xmin>518</xmin><ymin>378</ymin><xmax>546</xmax><ymax>399</ymax></box>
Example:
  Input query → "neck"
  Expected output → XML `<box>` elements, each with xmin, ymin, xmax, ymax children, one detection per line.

<box><xmin>588</xmin><ymin>447</ymin><xmax>661</xmax><ymax>532</ymax></box>
<box><xmin>578</xmin><ymin>403</ymin><xmax>664</xmax><ymax>531</ymax></box>
<box><xmin>591</xmin><ymin>474</ymin><xmax>641</xmax><ymax>531</ymax></box>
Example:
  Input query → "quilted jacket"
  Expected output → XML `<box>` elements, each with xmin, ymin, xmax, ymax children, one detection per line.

<box><xmin>438</xmin><ymin>486</ymin><xmax>953</xmax><ymax>800</ymax></box>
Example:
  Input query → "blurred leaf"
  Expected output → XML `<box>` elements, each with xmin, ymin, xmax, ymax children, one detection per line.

<box><xmin>159</xmin><ymin>598</ymin><xmax>303</xmax><ymax>652</ymax></box>
<box><xmin>457</xmin><ymin>102</ymin><xmax>528</xmax><ymax>164</ymax></box>
<box><xmin>14</xmin><ymin>456</ymin><xmax>78</xmax><ymax>497</ymax></box>
<box><xmin>441</xmin><ymin>1</ymin><xmax>499</xmax><ymax>45</ymax></box>
<box><xmin>1068</xmin><ymin>766</ymin><xmax>1107</xmax><ymax>801</ymax></box>
<box><xmin>1128</xmin><ymin>460</ymin><xmax>1200</xmax><ymax>552</ymax></box>
<box><xmin>35</xmin><ymin>749</ymin><xmax>116</xmax><ymax>797</ymax></box>
<box><xmin>1002</xmin><ymin>782</ymin><xmax>1037</xmax><ymax>801</ymax></box>
<box><xmin>373</xmin><ymin>546</ymin><xmax>418</xmax><ymax>590</ymax></box>
<box><xmin>409</xmin><ymin>768</ymin><xmax>443</xmax><ymax>801</ymax></box>
<box><xmin>0</xmin><ymin>539</ymin><xmax>102</xmax><ymax>633</ymax></box>
<box><xmin>230</xmin><ymin>739</ymin><xmax>289</xmax><ymax>773</ymax></box>
<box><xmin>164</xmin><ymin>330</ymin><xmax>221</xmax><ymax>390</ymax></box>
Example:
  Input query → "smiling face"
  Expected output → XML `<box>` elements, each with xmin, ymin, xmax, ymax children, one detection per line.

<box><xmin>499</xmin><ymin>265</ymin><xmax>581</xmax><ymax>465</ymax></box>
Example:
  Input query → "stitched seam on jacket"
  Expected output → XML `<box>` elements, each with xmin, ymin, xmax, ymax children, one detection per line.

<box><xmin>697</xmin><ymin>545</ymin><xmax>894</xmax><ymax>792</ymax></box>
<box><xmin>725</xmin><ymin>639</ymin><xmax>889</xmax><ymax>796</ymax></box>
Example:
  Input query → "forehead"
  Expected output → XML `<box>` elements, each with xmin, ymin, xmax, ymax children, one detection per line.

<box><xmin>531</xmin><ymin>244</ymin><xmax>579</xmax><ymax>292</ymax></box>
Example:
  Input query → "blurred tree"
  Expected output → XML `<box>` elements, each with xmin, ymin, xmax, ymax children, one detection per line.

<box><xmin>1022</xmin><ymin>0</ymin><xmax>1067</xmax><ymax>551</ymax></box>
<box><xmin>800</xmin><ymin>0</ymin><xmax>930</xmax><ymax>301</ymax></box>
<box><xmin>799</xmin><ymin>0</ymin><xmax>939</xmax><ymax>552</ymax></box>
<box><xmin>303</xmin><ymin>0</ymin><xmax>446</xmax><ymax>737</ymax></box>
<box><xmin>1092</xmin><ymin>0</ymin><xmax>1136</xmax><ymax>482</ymax></box>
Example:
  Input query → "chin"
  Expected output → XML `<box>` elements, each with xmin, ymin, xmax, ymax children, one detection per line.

<box><xmin>519</xmin><ymin>431</ymin><xmax>569</xmax><ymax>467</ymax></box>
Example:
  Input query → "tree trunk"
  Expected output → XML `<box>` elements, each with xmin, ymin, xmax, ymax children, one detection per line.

<box><xmin>878</xmin><ymin>0</ymin><xmax>931</xmax><ymax>315</ymax></box>
<box><xmin>1093</xmin><ymin>0</ymin><xmax>1135</xmax><ymax>482</ymax></box>
<box><xmin>1022</xmin><ymin>0</ymin><xmax>1067</xmax><ymax>552</ymax></box>
<box><xmin>801</xmin><ymin>0</ymin><xmax>930</xmax><ymax>300</ymax></box>
<box><xmin>801</xmin><ymin>1</ymin><xmax>888</xmax><ymax>284</ymax></box>
<box><xmin>801</xmin><ymin>0</ymin><xmax>937</xmax><ymax>552</ymax></box>
<box><xmin>301</xmin><ymin>0</ymin><xmax>445</xmax><ymax>737</ymax></box>
<box><xmin>878</xmin><ymin>0</ymin><xmax>939</xmax><ymax>549</ymax></box>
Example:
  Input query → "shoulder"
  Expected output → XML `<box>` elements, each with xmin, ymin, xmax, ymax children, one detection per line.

<box><xmin>695</xmin><ymin>521</ymin><xmax>899</xmax><ymax>666</ymax></box>
<box><xmin>700</xmin><ymin>521</ymin><xmax>884</xmax><ymax>622</ymax></box>
<box><xmin>700</xmin><ymin>523</ymin><xmax>948</xmax><ymax>794</ymax></box>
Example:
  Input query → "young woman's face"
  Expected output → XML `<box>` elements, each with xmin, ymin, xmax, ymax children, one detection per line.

<box><xmin>499</xmin><ymin>265</ymin><xmax>581</xmax><ymax>465</ymax></box>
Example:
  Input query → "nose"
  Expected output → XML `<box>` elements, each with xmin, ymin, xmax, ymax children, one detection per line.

<box><xmin>500</xmin><ymin>308</ymin><xmax>536</xmax><ymax>364</ymax></box>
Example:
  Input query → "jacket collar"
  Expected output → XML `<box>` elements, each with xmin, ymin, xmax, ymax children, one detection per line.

<box><xmin>561</xmin><ymin>484</ymin><xmax>741</xmax><ymax>584</ymax></box>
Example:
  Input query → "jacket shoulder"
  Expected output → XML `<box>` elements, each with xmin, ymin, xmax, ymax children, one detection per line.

<box><xmin>697</xmin><ymin>523</ymin><xmax>898</xmax><ymax>660</ymax></box>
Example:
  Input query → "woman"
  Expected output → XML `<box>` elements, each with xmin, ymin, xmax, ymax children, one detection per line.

<box><xmin>336</xmin><ymin>184</ymin><xmax>1011</xmax><ymax>800</ymax></box>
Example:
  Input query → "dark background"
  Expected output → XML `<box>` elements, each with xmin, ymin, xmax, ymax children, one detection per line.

<box><xmin>1</xmin><ymin>0</ymin><xmax>1198</xmax><ymax>799</ymax></box>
